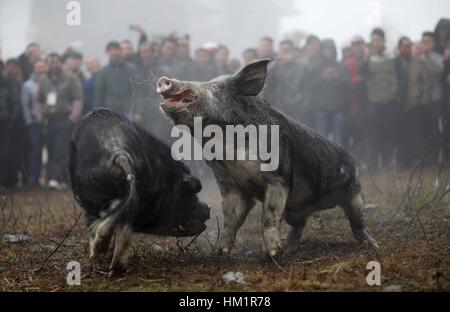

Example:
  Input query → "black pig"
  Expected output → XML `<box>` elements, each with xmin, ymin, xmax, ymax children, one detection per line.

<box><xmin>156</xmin><ymin>59</ymin><xmax>377</xmax><ymax>257</ymax></box>
<box><xmin>69</xmin><ymin>109</ymin><xmax>210</xmax><ymax>275</ymax></box>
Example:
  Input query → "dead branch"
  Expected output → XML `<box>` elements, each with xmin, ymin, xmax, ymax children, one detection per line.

<box><xmin>35</xmin><ymin>211</ymin><xmax>82</xmax><ymax>276</ymax></box>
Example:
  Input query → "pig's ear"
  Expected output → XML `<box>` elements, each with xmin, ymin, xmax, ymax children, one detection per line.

<box><xmin>232</xmin><ymin>58</ymin><xmax>271</xmax><ymax>96</ymax></box>
<box><xmin>182</xmin><ymin>175</ymin><xmax>202</xmax><ymax>193</ymax></box>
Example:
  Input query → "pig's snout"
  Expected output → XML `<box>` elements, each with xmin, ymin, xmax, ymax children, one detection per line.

<box><xmin>157</xmin><ymin>76</ymin><xmax>174</xmax><ymax>95</ymax></box>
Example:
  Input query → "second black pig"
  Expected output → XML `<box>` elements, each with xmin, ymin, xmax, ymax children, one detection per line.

<box><xmin>69</xmin><ymin>109</ymin><xmax>210</xmax><ymax>275</ymax></box>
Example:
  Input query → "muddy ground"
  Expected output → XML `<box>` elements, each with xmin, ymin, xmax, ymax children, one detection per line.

<box><xmin>0</xmin><ymin>168</ymin><xmax>449</xmax><ymax>292</ymax></box>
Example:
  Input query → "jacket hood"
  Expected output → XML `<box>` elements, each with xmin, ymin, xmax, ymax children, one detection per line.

<box><xmin>321</xmin><ymin>39</ymin><xmax>338</xmax><ymax>63</ymax></box>
<box><xmin>434</xmin><ymin>18</ymin><xmax>450</xmax><ymax>53</ymax></box>
<box><xmin>434</xmin><ymin>18</ymin><xmax>450</xmax><ymax>35</ymax></box>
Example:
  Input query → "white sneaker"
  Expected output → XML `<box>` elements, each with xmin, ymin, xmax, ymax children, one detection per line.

<box><xmin>48</xmin><ymin>179</ymin><xmax>63</xmax><ymax>190</ymax></box>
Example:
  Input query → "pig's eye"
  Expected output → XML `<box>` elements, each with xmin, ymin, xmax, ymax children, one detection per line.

<box><xmin>211</xmin><ymin>84</ymin><xmax>223</xmax><ymax>91</ymax></box>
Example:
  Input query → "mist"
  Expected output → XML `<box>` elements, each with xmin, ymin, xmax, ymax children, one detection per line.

<box><xmin>281</xmin><ymin>0</ymin><xmax>450</xmax><ymax>52</ymax></box>
<box><xmin>1</xmin><ymin>0</ymin><xmax>448</xmax><ymax>61</ymax></box>
<box><xmin>0</xmin><ymin>0</ymin><xmax>449</xmax><ymax>293</ymax></box>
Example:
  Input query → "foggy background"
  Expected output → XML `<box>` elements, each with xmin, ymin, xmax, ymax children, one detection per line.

<box><xmin>1</xmin><ymin>0</ymin><xmax>448</xmax><ymax>61</ymax></box>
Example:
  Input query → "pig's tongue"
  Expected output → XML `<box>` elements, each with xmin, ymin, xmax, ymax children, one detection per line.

<box><xmin>172</xmin><ymin>90</ymin><xmax>191</xmax><ymax>100</ymax></box>
<box><xmin>168</xmin><ymin>92</ymin><xmax>185</xmax><ymax>101</ymax></box>
<box><xmin>160</xmin><ymin>98</ymin><xmax>183</xmax><ymax>111</ymax></box>
<box><xmin>161</xmin><ymin>90</ymin><xmax>191</xmax><ymax>106</ymax></box>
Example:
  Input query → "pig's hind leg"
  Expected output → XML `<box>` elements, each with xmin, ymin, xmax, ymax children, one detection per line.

<box><xmin>88</xmin><ymin>202</ymin><xmax>133</xmax><ymax>276</ymax></box>
<box><xmin>341</xmin><ymin>193</ymin><xmax>378</xmax><ymax>248</ymax></box>
<box><xmin>109</xmin><ymin>222</ymin><xmax>133</xmax><ymax>277</ymax></box>
<box><xmin>89</xmin><ymin>217</ymin><xmax>115</xmax><ymax>259</ymax></box>
<box><xmin>88</xmin><ymin>199</ymin><xmax>121</xmax><ymax>259</ymax></box>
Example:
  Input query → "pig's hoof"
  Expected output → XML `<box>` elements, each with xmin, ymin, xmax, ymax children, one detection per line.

<box><xmin>108</xmin><ymin>266</ymin><xmax>125</xmax><ymax>278</ymax></box>
<box><xmin>90</xmin><ymin>239</ymin><xmax>110</xmax><ymax>259</ymax></box>
<box><xmin>264</xmin><ymin>240</ymin><xmax>283</xmax><ymax>258</ymax></box>
<box><xmin>218</xmin><ymin>246</ymin><xmax>232</xmax><ymax>255</ymax></box>
<box><xmin>286</xmin><ymin>227</ymin><xmax>304</xmax><ymax>243</ymax></box>
<box><xmin>355</xmin><ymin>229</ymin><xmax>379</xmax><ymax>249</ymax></box>
<box><xmin>217</xmin><ymin>239</ymin><xmax>234</xmax><ymax>255</ymax></box>
<box><xmin>265</xmin><ymin>247</ymin><xmax>285</xmax><ymax>262</ymax></box>
<box><xmin>365</xmin><ymin>237</ymin><xmax>379</xmax><ymax>249</ymax></box>
<box><xmin>89</xmin><ymin>248</ymin><xmax>102</xmax><ymax>260</ymax></box>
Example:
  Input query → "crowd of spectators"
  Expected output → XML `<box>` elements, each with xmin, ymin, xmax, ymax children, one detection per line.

<box><xmin>0</xmin><ymin>18</ymin><xmax>449</xmax><ymax>190</ymax></box>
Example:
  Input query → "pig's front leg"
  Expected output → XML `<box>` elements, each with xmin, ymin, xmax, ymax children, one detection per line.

<box><xmin>218</xmin><ymin>188</ymin><xmax>253</xmax><ymax>254</ymax></box>
<box><xmin>262</xmin><ymin>183</ymin><xmax>289</xmax><ymax>257</ymax></box>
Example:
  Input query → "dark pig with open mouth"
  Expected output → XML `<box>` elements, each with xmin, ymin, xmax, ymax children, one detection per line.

<box><xmin>156</xmin><ymin>59</ymin><xmax>378</xmax><ymax>257</ymax></box>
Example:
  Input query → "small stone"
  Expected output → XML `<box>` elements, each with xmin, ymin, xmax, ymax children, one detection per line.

<box><xmin>150</xmin><ymin>244</ymin><xmax>163</xmax><ymax>254</ymax></box>
<box><xmin>223</xmin><ymin>271</ymin><xmax>247</xmax><ymax>285</ymax></box>
<box><xmin>364</xmin><ymin>203</ymin><xmax>378</xmax><ymax>210</ymax></box>
<box><xmin>383</xmin><ymin>285</ymin><xmax>402</xmax><ymax>292</ymax></box>
<box><xmin>41</xmin><ymin>244</ymin><xmax>56</xmax><ymax>251</ymax></box>
<box><xmin>311</xmin><ymin>220</ymin><xmax>323</xmax><ymax>229</ymax></box>
<box><xmin>245</xmin><ymin>250</ymin><xmax>255</xmax><ymax>257</ymax></box>
<box><xmin>2</xmin><ymin>234</ymin><xmax>32</xmax><ymax>244</ymax></box>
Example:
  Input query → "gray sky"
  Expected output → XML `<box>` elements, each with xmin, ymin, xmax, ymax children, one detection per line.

<box><xmin>281</xmin><ymin>0</ymin><xmax>450</xmax><ymax>52</ymax></box>
<box><xmin>0</xmin><ymin>1</ymin><xmax>30</xmax><ymax>58</ymax></box>
<box><xmin>0</xmin><ymin>0</ymin><xmax>449</xmax><ymax>60</ymax></box>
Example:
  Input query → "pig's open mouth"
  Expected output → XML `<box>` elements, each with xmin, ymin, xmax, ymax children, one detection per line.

<box><xmin>160</xmin><ymin>89</ymin><xmax>196</xmax><ymax>111</ymax></box>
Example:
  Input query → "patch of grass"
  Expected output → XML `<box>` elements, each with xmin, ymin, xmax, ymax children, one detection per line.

<box><xmin>98</xmin><ymin>282</ymin><xmax>109</xmax><ymax>290</ymax></box>
<box><xmin>0</xmin><ymin>251</ymin><xmax>19</xmax><ymax>263</ymax></box>
<box><xmin>0</xmin><ymin>170</ymin><xmax>449</xmax><ymax>291</ymax></box>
